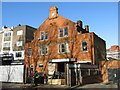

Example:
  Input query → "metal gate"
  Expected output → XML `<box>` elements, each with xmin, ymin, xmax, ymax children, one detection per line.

<box><xmin>0</xmin><ymin>65</ymin><xmax>24</xmax><ymax>83</ymax></box>
<box><xmin>108</xmin><ymin>69</ymin><xmax>120</xmax><ymax>83</ymax></box>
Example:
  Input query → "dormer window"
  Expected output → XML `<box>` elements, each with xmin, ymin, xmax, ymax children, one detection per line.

<box><xmin>40</xmin><ymin>31</ymin><xmax>48</xmax><ymax>41</ymax></box>
<box><xmin>59</xmin><ymin>27</ymin><xmax>68</xmax><ymax>38</ymax></box>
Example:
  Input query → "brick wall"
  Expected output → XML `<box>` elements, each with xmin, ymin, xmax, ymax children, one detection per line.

<box><xmin>100</xmin><ymin>60</ymin><xmax>120</xmax><ymax>82</ymax></box>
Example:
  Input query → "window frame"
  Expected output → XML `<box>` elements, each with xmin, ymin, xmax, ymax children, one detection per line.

<box><xmin>64</xmin><ymin>27</ymin><xmax>68</xmax><ymax>37</ymax></box>
<box><xmin>58</xmin><ymin>27</ymin><xmax>69</xmax><ymax>38</ymax></box>
<box><xmin>17</xmin><ymin>30</ymin><xmax>23</xmax><ymax>35</ymax></box>
<box><xmin>15</xmin><ymin>52</ymin><xmax>22</xmax><ymax>58</ymax></box>
<box><xmin>45</xmin><ymin>32</ymin><xmax>48</xmax><ymax>40</ymax></box>
<box><xmin>40</xmin><ymin>31</ymin><xmax>48</xmax><ymax>41</ymax></box>
<box><xmin>4</xmin><ymin>32</ymin><xmax>11</xmax><ymax>37</ymax></box>
<box><xmin>16</xmin><ymin>41</ymin><xmax>23</xmax><ymax>47</ymax></box>
<box><xmin>81</xmin><ymin>41</ymin><xmax>88</xmax><ymax>52</ymax></box>
<box><xmin>40</xmin><ymin>46</ymin><xmax>48</xmax><ymax>55</ymax></box>
<box><xmin>59</xmin><ymin>28</ymin><xmax>63</xmax><ymax>38</ymax></box>
<box><xmin>3</xmin><ymin>41</ymin><xmax>10</xmax><ymax>47</ymax></box>
<box><xmin>58</xmin><ymin>43</ymin><xmax>69</xmax><ymax>53</ymax></box>
<box><xmin>28</xmin><ymin>48</ymin><xmax>32</xmax><ymax>57</ymax></box>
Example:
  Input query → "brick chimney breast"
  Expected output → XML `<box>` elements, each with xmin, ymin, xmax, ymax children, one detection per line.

<box><xmin>49</xmin><ymin>6</ymin><xmax>58</xmax><ymax>19</ymax></box>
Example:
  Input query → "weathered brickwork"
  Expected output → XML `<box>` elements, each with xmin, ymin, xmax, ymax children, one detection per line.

<box><xmin>100</xmin><ymin>60</ymin><xmax>120</xmax><ymax>82</ymax></box>
<box><xmin>24</xmin><ymin>6</ymin><xmax>106</xmax><ymax>75</ymax></box>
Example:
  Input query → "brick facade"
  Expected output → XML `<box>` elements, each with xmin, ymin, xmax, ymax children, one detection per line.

<box><xmin>100</xmin><ymin>60</ymin><xmax>120</xmax><ymax>83</ymax></box>
<box><xmin>24</xmin><ymin>6</ymin><xmax>106</xmax><ymax>85</ymax></box>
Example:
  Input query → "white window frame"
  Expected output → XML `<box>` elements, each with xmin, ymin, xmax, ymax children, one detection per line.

<box><xmin>40</xmin><ymin>46</ymin><xmax>48</xmax><ymax>55</ymax></box>
<box><xmin>16</xmin><ymin>41</ymin><xmax>23</xmax><ymax>47</ymax></box>
<box><xmin>3</xmin><ymin>41</ymin><xmax>10</xmax><ymax>47</ymax></box>
<box><xmin>40</xmin><ymin>31</ymin><xmax>48</xmax><ymax>41</ymax></box>
<box><xmin>17</xmin><ymin>30</ymin><xmax>23</xmax><ymax>35</ymax></box>
<box><xmin>58</xmin><ymin>27</ymin><xmax>68</xmax><ymax>38</ymax></box>
<box><xmin>64</xmin><ymin>27</ymin><xmax>68</xmax><ymax>37</ymax></box>
<box><xmin>58</xmin><ymin>43</ymin><xmax>69</xmax><ymax>53</ymax></box>
<box><xmin>59</xmin><ymin>28</ymin><xmax>63</xmax><ymax>38</ymax></box>
<box><xmin>4</xmin><ymin>32</ymin><xmax>11</xmax><ymax>37</ymax></box>
<box><xmin>45</xmin><ymin>32</ymin><xmax>48</xmax><ymax>40</ymax></box>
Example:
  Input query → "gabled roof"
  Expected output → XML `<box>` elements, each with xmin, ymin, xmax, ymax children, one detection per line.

<box><xmin>38</xmin><ymin>14</ymin><xmax>76</xmax><ymax>31</ymax></box>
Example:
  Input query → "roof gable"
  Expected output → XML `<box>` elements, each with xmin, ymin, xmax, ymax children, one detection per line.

<box><xmin>37</xmin><ymin>14</ymin><xmax>75</xmax><ymax>31</ymax></box>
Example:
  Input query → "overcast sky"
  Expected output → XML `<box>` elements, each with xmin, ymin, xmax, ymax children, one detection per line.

<box><xmin>1</xmin><ymin>2</ymin><xmax>118</xmax><ymax>49</ymax></box>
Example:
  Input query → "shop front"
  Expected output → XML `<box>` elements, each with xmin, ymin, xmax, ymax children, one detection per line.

<box><xmin>48</xmin><ymin>58</ymin><xmax>76</xmax><ymax>85</ymax></box>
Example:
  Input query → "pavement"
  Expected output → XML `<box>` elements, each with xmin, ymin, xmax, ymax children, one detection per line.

<box><xmin>71</xmin><ymin>83</ymin><xmax>118</xmax><ymax>90</ymax></box>
<box><xmin>1</xmin><ymin>83</ymin><xmax>70</xmax><ymax>89</ymax></box>
<box><xmin>0</xmin><ymin>82</ymin><xmax>119</xmax><ymax>90</ymax></box>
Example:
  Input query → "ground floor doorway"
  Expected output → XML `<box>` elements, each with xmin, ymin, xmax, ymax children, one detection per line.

<box><xmin>58</xmin><ymin>63</ymin><xmax>65</xmax><ymax>72</ymax></box>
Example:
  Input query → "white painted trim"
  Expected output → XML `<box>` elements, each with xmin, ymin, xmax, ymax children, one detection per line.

<box><xmin>14</xmin><ymin>51</ymin><xmax>24</xmax><ymax>60</ymax></box>
<box><xmin>49</xmin><ymin>58</ymin><xmax>76</xmax><ymax>63</ymax></box>
<box><xmin>77</xmin><ymin>61</ymin><xmax>91</xmax><ymax>63</ymax></box>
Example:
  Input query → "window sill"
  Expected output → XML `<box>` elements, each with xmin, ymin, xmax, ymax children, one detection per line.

<box><xmin>40</xmin><ymin>39</ymin><xmax>48</xmax><ymax>41</ymax></box>
<box><xmin>58</xmin><ymin>52</ymin><xmax>69</xmax><ymax>54</ymax></box>
<box><xmin>81</xmin><ymin>51</ymin><xmax>88</xmax><ymax>53</ymax></box>
<box><xmin>58</xmin><ymin>36</ymin><xmax>68</xmax><ymax>39</ymax></box>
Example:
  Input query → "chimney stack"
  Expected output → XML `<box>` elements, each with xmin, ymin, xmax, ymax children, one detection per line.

<box><xmin>77</xmin><ymin>20</ymin><xmax>83</xmax><ymax>28</ymax></box>
<box><xmin>85</xmin><ymin>25</ymin><xmax>89</xmax><ymax>32</ymax></box>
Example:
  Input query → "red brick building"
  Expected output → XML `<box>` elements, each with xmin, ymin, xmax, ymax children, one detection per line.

<box><xmin>24</xmin><ymin>6</ymin><xmax>106</xmax><ymax>86</ymax></box>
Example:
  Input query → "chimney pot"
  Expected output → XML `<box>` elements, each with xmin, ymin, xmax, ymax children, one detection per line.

<box><xmin>77</xmin><ymin>20</ymin><xmax>83</xmax><ymax>28</ymax></box>
<box><xmin>85</xmin><ymin>25</ymin><xmax>89</xmax><ymax>32</ymax></box>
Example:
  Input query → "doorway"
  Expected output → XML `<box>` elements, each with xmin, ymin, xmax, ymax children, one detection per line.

<box><xmin>58</xmin><ymin>63</ymin><xmax>65</xmax><ymax>72</ymax></box>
